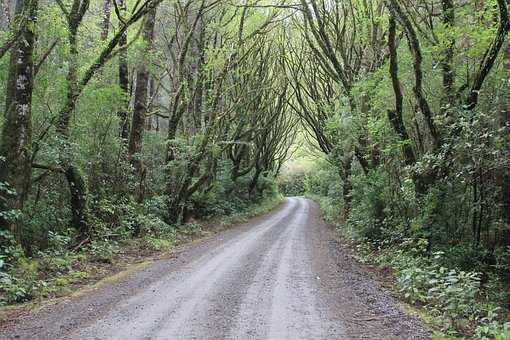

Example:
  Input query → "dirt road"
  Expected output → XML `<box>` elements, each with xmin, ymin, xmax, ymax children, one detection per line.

<box><xmin>1</xmin><ymin>198</ymin><xmax>429</xmax><ymax>339</ymax></box>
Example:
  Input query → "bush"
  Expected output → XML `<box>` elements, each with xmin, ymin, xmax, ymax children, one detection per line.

<box><xmin>347</xmin><ymin>170</ymin><xmax>389</xmax><ymax>240</ymax></box>
<box><xmin>0</xmin><ymin>258</ymin><xmax>38</xmax><ymax>304</ymax></box>
<box><xmin>86</xmin><ymin>240</ymin><xmax>119</xmax><ymax>263</ymax></box>
<box><xmin>475</xmin><ymin>313</ymin><xmax>510</xmax><ymax>340</ymax></box>
<box><xmin>0</xmin><ymin>230</ymin><xmax>24</xmax><ymax>269</ymax></box>
<box><xmin>380</xmin><ymin>244</ymin><xmax>510</xmax><ymax>336</ymax></box>
<box><xmin>143</xmin><ymin>236</ymin><xmax>175</xmax><ymax>251</ymax></box>
<box><xmin>279</xmin><ymin>171</ymin><xmax>306</xmax><ymax>196</ymax></box>
<box><xmin>0</xmin><ymin>273</ymin><xmax>33</xmax><ymax>304</ymax></box>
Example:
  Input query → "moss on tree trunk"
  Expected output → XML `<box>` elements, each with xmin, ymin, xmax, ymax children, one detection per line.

<box><xmin>0</xmin><ymin>0</ymin><xmax>38</xmax><ymax>239</ymax></box>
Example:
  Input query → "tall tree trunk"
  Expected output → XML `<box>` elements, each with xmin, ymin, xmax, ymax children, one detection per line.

<box><xmin>386</xmin><ymin>0</ymin><xmax>440</xmax><ymax>150</ymax></box>
<box><xmin>441</xmin><ymin>0</ymin><xmax>455</xmax><ymax>109</ymax></box>
<box><xmin>117</xmin><ymin>0</ymin><xmax>129</xmax><ymax>142</ymax></box>
<box><xmin>386</xmin><ymin>15</ymin><xmax>430</xmax><ymax>197</ymax></box>
<box><xmin>500</xmin><ymin>42</ymin><xmax>510</xmax><ymax>246</ymax></box>
<box><xmin>465</xmin><ymin>0</ymin><xmax>509</xmax><ymax>109</ymax></box>
<box><xmin>249</xmin><ymin>166</ymin><xmax>262</xmax><ymax>199</ymax></box>
<box><xmin>145</xmin><ymin>76</ymin><xmax>156</xmax><ymax>130</ymax></box>
<box><xmin>0</xmin><ymin>0</ymin><xmax>38</xmax><ymax>238</ymax></box>
<box><xmin>128</xmin><ymin>7</ymin><xmax>157</xmax><ymax>203</ymax></box>
<box><xmin>341</xmin><ymin>156</ymin><xmax>353</xmax><ymax>220</ymax></box>
<box><xmin>100</xmin><ymin>0</ymin><xmax>111</xmax><ymax>41</ymax></box>
<box><xmin>56</xmin><ymin>12</ymin><xmax>91</xmax><ymax>239</ymax></box>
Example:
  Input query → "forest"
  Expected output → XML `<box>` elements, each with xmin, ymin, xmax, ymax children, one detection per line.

<box><xmin>0</xmin><ymin>0</ymin><xmax>509</xmax><ymax>338</ymax></box>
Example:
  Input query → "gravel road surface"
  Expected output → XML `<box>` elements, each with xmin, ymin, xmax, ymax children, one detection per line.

<box><xmin>1</xmin><ymin>197</ymin><xmax>429</xmax><ymax>339</ymax></box>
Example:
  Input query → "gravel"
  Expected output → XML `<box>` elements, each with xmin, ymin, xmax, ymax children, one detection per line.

<box><xmin>1</xmin><ymin>197</ymin><xmax>430</xmax><ymax>340</ymax></box>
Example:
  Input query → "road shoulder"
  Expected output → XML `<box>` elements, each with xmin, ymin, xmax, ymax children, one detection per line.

<box><xmin>306</xmin><ymin>199</ymin><xmax>431</xmax><ymax>339</ymax></box>
<box><xmin>0</xmin><ymin>197</ymin><xmax>286</xmax><ymax>338</ymax></box>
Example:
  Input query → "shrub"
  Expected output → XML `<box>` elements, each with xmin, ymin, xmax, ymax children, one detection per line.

<box><xmin>86</xmin><ymin>240</ymin><xmax>119</xmax><ymax>263</ymax></box>
<box><xmin>0</xmin><ymin>258</ymin><xmax>38</xmax><ymax>304</ymax></box>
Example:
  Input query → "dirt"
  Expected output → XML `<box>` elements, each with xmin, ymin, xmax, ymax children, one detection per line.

<box><xmin>0</xmin><ymin>197</ymin><xmax>430</xmax><ymax>339</ymax></box>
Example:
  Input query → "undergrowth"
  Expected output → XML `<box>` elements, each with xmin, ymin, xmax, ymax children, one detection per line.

<box><xmin>309</xmin><ymin>193</ymin><xmax>510</xmax><ymax>340</ymax></box>
<box><xmin>0</xmin><ymin>194</ymin><xmax>282</xmax><ymax>307</ymax></box>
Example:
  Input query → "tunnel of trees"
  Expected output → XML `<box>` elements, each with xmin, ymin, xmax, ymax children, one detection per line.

<box><xmin>0</xmin><ymin>0</ymin><xmax>509</xmax><ymax>335</ymax></box>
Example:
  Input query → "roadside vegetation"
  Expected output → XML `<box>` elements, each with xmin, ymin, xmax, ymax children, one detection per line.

<box><xmin>0</xmin><ymin>194</ymin><xmax>282</xmax><ymax>307</ymax></box>
<box><xmin>281</xmin><ymin>154</ymin><xmax>510</xmax><ymax>338</ymax></box>
<box><xmin>0</xmin><ymin>0</ymin><xmax>292</xmax><ymax>306</ymax></box>
<box><xmin>312</xmin><ymin>189</ymin><xmax>509</xmax><ymax>339</ymax></box>
<box><xmin>277</xmin><ymin>0</ymin><xmax>510</xmax><ymax>337</ymax></box>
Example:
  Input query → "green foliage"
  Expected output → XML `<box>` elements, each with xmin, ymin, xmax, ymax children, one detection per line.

<box><xmin>179</xmin><ymin>223</ymin><xmax>202</xmax><ymax>236</ymax></box>
<box><xmin>475</xmin><ymin>314</ymin><xmax>510</xmax><ymax>340</ymax></box>
<box><xmin>347</xmin><ymin>170</ymin><xmax>389</xmax><ymax>240</ymax></box>
<box><xmin>0</xmin><ymin>258</ymin><xmax>38</xmax><ymax>304</ymax></box>
<box><xmin>363</xmin><ymin>239</ymin><xmax>508</xmax><ymax>337</ymax></box>
<box><xmin>0</xmin><ymin>180</ymin><xmax>21</xmax><ymax>224</ymax></box>
<box><xmin>86</xmin><ymin>240</ymin><xmax>119</xmax><ymax>263</ymax></box>
<box><xmin>298</xmin><ymin>164</ymin><xmax>510</xmax><ymax>338</ymax></box>
<box><xmin>393</xmin><ymin>253</ymin><xmax>503</xmax><ymax>336</ymax></box>
<box><xmin>306</xmin><ymin>193</ymin><xmax>341</xmax><ymax>224</ymax></box>
<box><xmin>0</xmin><ymin>273</ymin><xmax>33</xmax><ymax>304</ymax></box>
<box><xmin>0</xmin><ymin>230</ymin><xmax>24</xmax><ymax>269</ymax></box>
<box><xmin>395</xmin><ymin>255</ymin><xmax>481</xmax><ymax>319</ymax></box>
<box><xmin>143</xmin><ymin>236</ymin><xmax>175</xmax><ymax>251</ymax></box>
<box><xmin>279</xmin><ymin>169</ymin><xmax>306</xmax><ymax>196</ymax></box>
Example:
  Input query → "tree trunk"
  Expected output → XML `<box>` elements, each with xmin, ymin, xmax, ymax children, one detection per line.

<box><xmin>249</xmin><ymin>166</ymin><xmax>262</xmax><ymax>199</ymax></box>
<box><xmin>386</xmin><ymin>0</ymin><xmax>440</xmax><ymax>150</ymax></box>
<box><xmin>100</xmin><ymin>0</ymin><xmax>111</xmax><ymax>41</ymax></box>
<box><xmin>0</xmin><ymin>0</ymin><xmax>38</xmax><ymax>238</ymax></box>
<box><xmin>128</xmin><ymin>7</ymin><xmax>156</xmax><ymax>202</ymax></box>
<box><xmin>64</xmin><ymin>166</ymin><xmax>89</xmax><ymax>238</ymax></box>
<box><xmin>441</xmin><ymin>0</ymin><xmax>455</xmax><ymax>110</ymax></box>
<box><xmin>57</xmin><ymin>108</ymin><xmax>91</xmax><ymax>238</ymax></box>
<box><xmin>117</xmin><ymin>0</ymin><xmax>129</xmax><ymax>142</ymax></box>
<box><xmin>341</xmin><ymin>156</ymin><xmax>353</xmax><ymax>220</ymax></box>
<box><xmin>465</xmin><ymin>0</ymin><xmax>509</xmax><ymax>109</ymax></box>
<box><xmin>500</xmin><ymin>42</ymin><xmax>510</xmax><ymax>246</ymax></box>
<box><xmin>386</xmin><ymin>15</ymin><xmax>431</xmax><ymax>197</ymax></box>
<box><xmin>56</xmin><ymin>17</ymin><xmax>91</xmax><ymax>238</ymax></box>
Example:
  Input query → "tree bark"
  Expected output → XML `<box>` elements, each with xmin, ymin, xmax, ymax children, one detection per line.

<box><xmin>387</xmin><ymin>16</ymin><xmax>416</xmax><ymax>166</ymax></box>
<box><xmin>500</xmin><ymin>41</ymin><xmax>510</xmax><ymax>246</ymax></box>
<box><xmin>341</xmin><ymin>156</ymin><xmax>353</xmax><ymax>220</ymax></box>
<box><xmin>117</xmin><ymin>0</ymin><xmax>129</xmax><ymax>142</ymax></box>
<box><xmin>386</xmin><ymin>0</ymin><xmax>440</xmax><ymax>150</ymax></box>
<box><xmin>56</xmin><ymin>23</ymin><xmax>91</xmax><ymax>237</ymax></box>
<box><xmin>441</xmin><ymin>0</ymin><xmax>455</xmax><ymax>109</ymax></box>
<box><xmin>466</xmin><ymin>0</ymin><xmax>509</xmax><ymax>109</ymax></box>
<box><xmin>100</xmin><ymin>0</ymin><xmax>111</xmax><ymax>41</ymax></box>
<box><xmin>0</xmin><ymin>0</ymin><xmax>38</xmax><ymax>238</ymax></box>
<box><xmin>386</xmin><ymin>15</ymin><xmax>431</xmax><ymax>197</ymax></box>
<box><xmin>128</xmin><ymin>7</ymin><xmax>157</xmax><ymax>203</ymax></box>
<box><xmin>249</xmin><ymin>166</ymin><xmax>262</xmax><ymax>198</ymax></box>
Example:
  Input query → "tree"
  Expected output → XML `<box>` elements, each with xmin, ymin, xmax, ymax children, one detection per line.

<box><xmin>54</xmin><ymin>0</ymin><xmax>163</xmax><ymax>238</ymax></box>
<box><xmin>129</xmin><ymin>6</ymin><xmax>157</xmax><ymax>203</ymax></box>
<box><xmin>0</xmin><ymin>0</ymin><xmax>38</xmax><ymax>240</ymax></box>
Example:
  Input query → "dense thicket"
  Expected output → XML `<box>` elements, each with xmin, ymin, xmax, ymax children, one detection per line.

<box><xmin>286</xmin><ymin>0</ymin><xmax>510</xmax><ymax>265</ymax></box>
<box><xmin>0</xmin><ymin>1</ymin><xmax>294</xmax><ymax>270</ymax></box>
<box><xmin>280</xmin><ymin>0</ymin><xmax>510</xmax><ymax>336</ymax></box>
